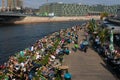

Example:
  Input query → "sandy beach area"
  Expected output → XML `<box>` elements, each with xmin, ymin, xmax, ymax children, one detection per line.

<box><xmin>14</xmin><ymin>16</ymin><xmax>100</xmax><ymax>24</ymax></box>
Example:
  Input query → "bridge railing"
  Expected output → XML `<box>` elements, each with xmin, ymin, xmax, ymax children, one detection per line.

<box><xmin>0</xmin><ymin>12</ymin><xmax>27</xmax><ymax>17</ymax></box>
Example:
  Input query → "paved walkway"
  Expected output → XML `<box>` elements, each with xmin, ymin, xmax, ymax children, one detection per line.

<box><xmin>63</xmin><ymin>30</ymin><xmax>118</xmax><ymax>80</ymax></box>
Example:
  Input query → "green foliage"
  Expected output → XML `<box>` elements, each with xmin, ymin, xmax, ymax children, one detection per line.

<box><xmin>0</xmin><ymin>74</ymin><xmax>5</xmax><ymax>80</ymax></box>
<box><xmin>87</xmin><ymin>19</ymin><xmax>109</xmax><ymax>45</ymax></box>
<box><xmin>18</xmin><ymin>57</ymin><xmax>26</xmax><ymax>63</ymax></box>
<box><xmin>87</xmin><ymin>19</ymin><xmax>98</xmax><ymax>33</ymax></box>
<box><xmin>55</xmin><ymin>69</ymin><xmax>62</xmax><ymax>80</ymax></box>
<box><xmin>0</xmin><ymin>74</ymin><xmax>9</xmax><ymax>80</ymax></box>
<box><xmin>14</xmin><ymin>53</ymin><xmax>19</xmax><ymax>58</ymax></box>
<box><xmin>39</xmin><ymin>75</ymin><xmax>47</xmax><ymax>80</ymax></box>
<box><xmin>98</xmin><ymin>28</ymin><xmax>109</xmax><ymax>44</ymax></box>
<box><xmin>32</xmin><ymin>55</ymin><xmax>36</xmax><ymax>60</ymax></box>
<box><xmin>37</xmin><ymin>69</ymin><xmax>42</xmax><ymax>76</ymax></box>
<box><xmin>50</xmin><ymin>39</ymin><xmax>60</xmax><ymax>53</ymax></box>
<box><xmin>39</xmin><ymin>38</ymin><xmax>60</xmax><ymax>65</ymax></box>
<box><xmin>33</xmin><ymin>76</ymin><xmax>40</xmax><ymax>80</ymax></box>
<box><xmin>54</xmin><ymin>39</ymin><xmax>60</xmax><ymax>48</ymax></box>
<box><xmin>40</xmin><ymin>54</ymin><xmax>50</xmax><ymax>65</ymax></box>
<box><xmin>55</xmin><ymin>75</ymin><xmax>61</xmax><ymax>80</ymax></box>
<box><xmin>100</xmin><ymin>12</ymin><xmax>108</xmax><ymax>20</ymax></box>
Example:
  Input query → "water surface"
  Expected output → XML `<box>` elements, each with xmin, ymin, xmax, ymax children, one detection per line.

<box><xmin>0</xmin><ymin>21</ymin><xmax>86</xmax><ymax>64</ymax></box>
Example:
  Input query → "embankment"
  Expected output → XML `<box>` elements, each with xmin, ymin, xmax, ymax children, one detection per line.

<box><xmin>14</xmin><ymin>16</ymin><xmax>100</xmax><ymax>24</ymax></box>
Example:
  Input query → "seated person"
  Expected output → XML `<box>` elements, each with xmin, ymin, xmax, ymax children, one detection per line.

<box><xmin>64</xmin><ymin>70</ymin><xmax>71</xmax><ymax>80</ymax></box>
<box><xmin>64</xmin><ymin>48</ymin><xmax>71</xmax><ymax>55</ymax></box>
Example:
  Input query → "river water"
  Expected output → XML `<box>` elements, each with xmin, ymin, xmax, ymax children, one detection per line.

<box><xmin>0</xmin><ymin>21</ymin><xmax>86</xmax><ymax>64</ymax></box>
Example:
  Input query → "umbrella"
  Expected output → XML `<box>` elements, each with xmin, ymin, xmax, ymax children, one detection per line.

<box><xmin>64</xmin><ymin>73</ymin><xmax>71</xmax><ymax>79</ymax></box>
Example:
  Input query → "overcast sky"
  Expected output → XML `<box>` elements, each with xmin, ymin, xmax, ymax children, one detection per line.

<box><xmin>0</xmin><ymin>0</ymin><xmax>120</xmax><ymax>8</ymax></box>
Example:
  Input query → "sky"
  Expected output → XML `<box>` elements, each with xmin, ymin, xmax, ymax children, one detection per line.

<box><xmin>0</xmin><ymin>0</ymin><xmax>120</xmax><ymax>8</ymax></box>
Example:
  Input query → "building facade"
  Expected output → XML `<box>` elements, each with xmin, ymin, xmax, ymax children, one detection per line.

<box><xmin>39</xmin><ymin>3</ymin><xmax>89</xmax><ymax>16</ymax></box>
<box><xmin>104</xmin><ymin>5</ymin><xmax>120</xmax><ymax>15</ymax></box>
<box><xmin>84</xmin><ymin>4</ymin><xmax>120</xmax><ymax>16</ymax></box>
<box><xmin>39</xmin><ymin>3</ymin><xmax>120</xmax><ymax>16</ymax></box>
<box><xmin>62</xmin><ymin>4</ymin><xmax>89</xmax><ymax>16</ymax></box>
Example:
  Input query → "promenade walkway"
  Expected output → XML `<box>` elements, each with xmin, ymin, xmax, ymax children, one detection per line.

<box><xmin>63</xmin><ymin>30</ymin><xmax>118</xmax><ymax>80</ymax></box>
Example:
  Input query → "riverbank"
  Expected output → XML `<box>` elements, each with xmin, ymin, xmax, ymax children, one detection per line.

<box><xmin>14</xmin><ymin>16</ymin><xmax>100</xmax><ymax>24</ymax></box>
<box><xmin>0</xmin><ymin>24</ymin><xmax>80</xmax><ymax>80</ymax></box>
<box><xmin>0</xmin><ymin>21</ymin><xmax>118</xmax><ymax>80</ymax></box>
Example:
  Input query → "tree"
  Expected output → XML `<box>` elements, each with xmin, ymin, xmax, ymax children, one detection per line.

<box><xmin>100</xmin><ymin>12</ymin><xmax>108</xmax><ymax>20</ymax></box>
<box><xmin>98</xmin><ymin>28</ymin><xmax>109</xmax><ymax>44</ymax></box>
<box><xmin>87</xmin><ymin>19</ymin><xmax>109</xmax><ymax>45</ymax></box>
<box><xmin>87</xmin><ymin>19</ymin><xmax>99</xmax><ymax>34</ymax></box>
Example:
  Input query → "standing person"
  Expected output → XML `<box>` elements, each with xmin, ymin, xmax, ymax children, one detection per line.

<box><xmin>64</xmin><ymin>70</ymin><xmax>72</xmax><ymax>80</ymax></box>
<box><xmin>82</xmin><ymin>39</ymin><xmax>88</xmax><ymax>53</ymax></box>
<box><xmin>75</xmin><ymin>34</ymin><xmax>78</xmax><ymax>43</ymax></box>
<box><xmin>84</xmin><ymin>31</ymin><xmax>88</xmax><ymax>41</ymax></box>
<box><xmin>94</xmin><ymin>36</ymin><xmax>100</xmax><ymax>49</ymax></box>
<box><xmin>74</xmin><ymin>41</ymin><xmax>78</xmax><ymax>52</ymax></box>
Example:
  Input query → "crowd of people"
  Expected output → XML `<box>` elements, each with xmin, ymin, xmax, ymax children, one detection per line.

<box><xmin>0</xmin><ymin>25</ymin><xmax>81</xmax><ymax>80</ymax></box>
<box><xmin>84</xmin><ymin>21</ymin><xmax>120</xmax><ymax>75</ymax></box>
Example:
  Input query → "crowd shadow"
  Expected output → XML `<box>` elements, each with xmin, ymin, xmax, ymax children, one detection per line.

<box><xmin>100</xmin><ymin>62</ymin><xmax>120</xmax><ymax>80</ymax></box>
<box><xmin>71</xmin><ymin>47</ymin><xmax>77</xmax><ymax>52</ymax></box>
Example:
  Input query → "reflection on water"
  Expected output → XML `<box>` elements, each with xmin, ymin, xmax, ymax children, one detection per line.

<box><xmin>0</xmin><ymin>21</ymin><xmax>86</xmax><ymax>64</ymax></box>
